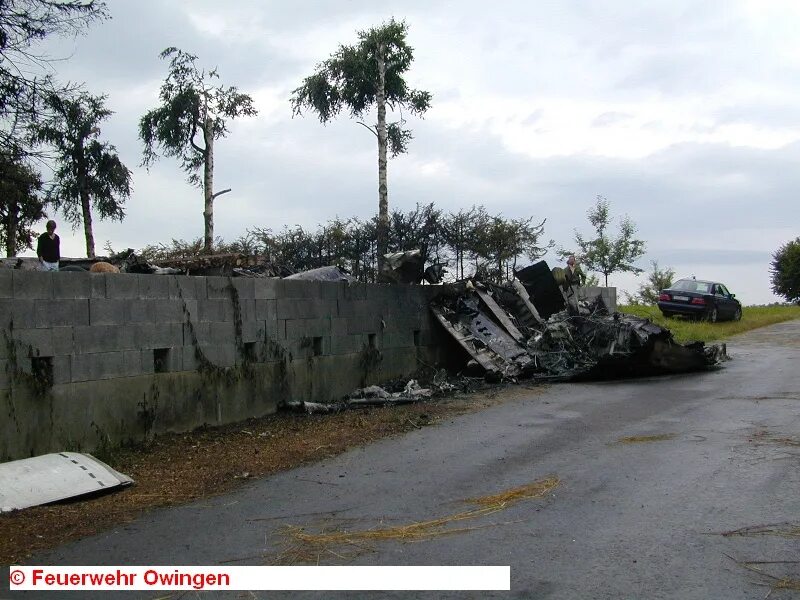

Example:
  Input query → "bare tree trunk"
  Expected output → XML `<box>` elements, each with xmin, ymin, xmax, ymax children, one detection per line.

<box><xmin>6</xmin><ymin>200</ymin><xmax>17</xmax><ymax>257</ymax></box>
<box><xmin>75</xmin><ymin>147</ymin><xmax>96</xmax><ymax>259</ymax></box>
<box><xmin>202</xmin><ymin>122</ymin><xmax>214</xmax><ymax>254</ymax></box>
<box><xmin>376</xmin><ymin>43</ymin><xmax>389</xmax><ymax>275</ymax></box>
<box><xmin>80</xmin><ymin>188</ymin><xmax>95</xmax><ymax>258</ymax></box>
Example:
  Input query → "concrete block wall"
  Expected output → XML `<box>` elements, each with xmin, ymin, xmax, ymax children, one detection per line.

<box><xmin>578</xmin><ymin>286</ymin><xmax>617</xmax><ymax>312</ymax></box>
<box><xmin>0</xmin><ymin>270</ymin><xmax>446</xmax><ymax>461</ymax></box>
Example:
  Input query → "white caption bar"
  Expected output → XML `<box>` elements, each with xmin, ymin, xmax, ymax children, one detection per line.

<box><xmin>9</xmin><ymin>565</ymin><xmax>510</xmax><ymax>591</ymax></box>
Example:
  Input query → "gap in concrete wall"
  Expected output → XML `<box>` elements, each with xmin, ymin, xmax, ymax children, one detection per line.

<box><xmin>413</xmin><ymin>330</ymin><xmax>421</xmax><ymax>347</ymax></box>
<box><xmin>312</xmin><ymin>337</ymin><xmax>323</xmax><ymax>357</ymax></box>
<box><xmin>368</xmin><ymin>333</ymin><xmax>377</xmax><ymax>349</ymax></box>
<box><xmin>153</xmin><ymin>348</ymin><xmax>170</xmax><ymax>374</ymax></box>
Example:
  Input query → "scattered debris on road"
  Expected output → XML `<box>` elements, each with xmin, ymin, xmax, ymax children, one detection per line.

<box><xmin>286</xmin><ymin>379</ymin><xmax>442</xmax><ymax>414</ymax></box>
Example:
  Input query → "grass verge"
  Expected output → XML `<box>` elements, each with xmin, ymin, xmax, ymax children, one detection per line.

<box><xmin>618</xmin><ymin>304</ymin><xmax>800</xmax><ymax>343</ymax></box>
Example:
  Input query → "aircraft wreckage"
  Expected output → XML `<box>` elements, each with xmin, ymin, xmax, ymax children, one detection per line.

<box><xmin>431</xmin><ymin>261</ymin><xmax>728</xmax><ymax>382</ymax></box>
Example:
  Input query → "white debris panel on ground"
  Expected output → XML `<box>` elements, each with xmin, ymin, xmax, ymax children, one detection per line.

<box><xmin>0</xmin><ymin>453</ymin><xmax>133</xmax><ymax>512</ymax></box>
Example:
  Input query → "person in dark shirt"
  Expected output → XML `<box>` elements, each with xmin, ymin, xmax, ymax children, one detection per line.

<box><xmin>36</xmin><ymin>220</ymin><xmax>60</xmax><ymax>271</ymax></box>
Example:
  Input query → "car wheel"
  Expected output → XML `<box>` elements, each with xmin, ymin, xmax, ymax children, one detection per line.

<box><xmin>706</xmin><ymin>307</ymin><xmax>718</xmax><ymax>323</ymax></box>
<box><xmin>733</xmin><ymin>307</ymin><xmax>742</xmax><ymax>321</ymax></box>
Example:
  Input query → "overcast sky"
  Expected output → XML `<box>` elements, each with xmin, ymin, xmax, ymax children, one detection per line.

<box><xmin>30</xmin><ymin>0</ymin><xmax>800</xmax><ymax>304</ymax></box>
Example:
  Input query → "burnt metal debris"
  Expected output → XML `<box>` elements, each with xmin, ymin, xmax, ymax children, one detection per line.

<box><xmin>432</xmin><ymin>261</ymin><xmax>728</xmax><ymax>382</ymax></box>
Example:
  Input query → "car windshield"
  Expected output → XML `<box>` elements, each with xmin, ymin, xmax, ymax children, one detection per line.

<box><xmin>671</xmin><ymin>279</ymin><xmax>713</xmax><ymax>293</ymax></box>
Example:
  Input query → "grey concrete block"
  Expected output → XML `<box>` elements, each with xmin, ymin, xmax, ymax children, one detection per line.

<box><xmin>139</xmin><ymin>350</ymin><xmax>154</xmax><ymax>375</ymax></box>
<box><xmin>183</xmin><ymin>321</ymin><xmax>205</xmax><ymax>345</ymax></box>
<box><xmin>163</xmin><ymin>347</ymin><xmax>183</xmax><ymax>372</ymax></box>
<box><xmin>74</xmin><ymin>325</ymin><xmax>135</xmax><ymax>354</ymax></box>
<box><xmin>154</xmin><ymin>299</ymin><xmax>185</xmax><ymax>323</ymax></box>
<box><xmin>199</xmin><ymin>344</ymin><xmax>236</xmax><ymax>368</ymax></box>
<box><xmin>238</xmin><ymin>299</ymin><xmax>256</xmax><ymax>322</ymax></box>
<box><xmin>168</xmin><ymin>276</ymin><xmax>207</xmax><ymax>300</ymax></box>
<box><xmin>262</xmin><ymin>318</ymin><xmax>278</xmax><ymax>340</ymax></box>
<box><xmin>0</xmin><ymin>359</ymin><xmax>10</xmax><ymax>389</ymax></box>
<box><xmin>71</xmin><ymin>351</ymin><xmax>126</xmax><ymax>382</ymax></box>
<box><xmin>105</xmin><ymin>274</ymin><xmax>138</xmax><ymax>298</ymax></box>
<box><xmin>180</xmin><ymin>299</ymin><xmax>196</xmax><ymax>322</ymax></box>
<box><xmin>138</xmin><ymin>275</ymin><xmax>170</xmax><ymax>298</ymax></box>
<box><xmin>275</xmin><ymin>319</ymin><xmax>287</xmax><ymax>341</ymax></box>
<box><xmin>332</xmin><ymin>317</ymin><xmax>348</xmax><ymax>337</ymax></box>
<box><xmin>90</xmin><ymin>273</ymin><xmax>106</xmax><ymax>298</ymax></box>
<box><xmin>34</xmin><ymin>299</ymin><xmax>89</xmax><ymax>327</ymax></box>
<box><xmin>276</xmin><ymin>298</ymin><xmax>335</xmax><ymax>320</ymax></box>
<box><xmin>282</xmin><ymin>279</ymin><xmax>322</xmax><ymax>299</ymax></box>
<box><xmin>383</xmin><ymin>330</ymin><xmax>414</xmax><ymax>349</ymax></box>
<box><xmin>286</xmin><ymin>335</ymin><xmax>331</xmax><ymax>358</ymax></box>
<box><xmin>128</xmin><ymin>299</ymin><xmax>157</xmax><ymax>323</ymax></box>
<box><xmin>52</xmin><ymin>272</ymin><xmax>91</xmax><ymax>298</ymax></box>
<box><xmin>207</xmin><ymin>276</ymin><xmax>233</xmax><ymax>299</ymax></box>
<box><xmin>0</xmin><ymin>299</ymin><xmax>36</xmax><ymax>329</ymax></box>
<box><xmin>182</xmin><ymin>346</ymin><xmax>198</xmax><ymax>371</ymax></box>
<box><xmin>13</xmin><ymin>271</ymin><xmax>53</xmax><ymax>299</ymax></box>
<box><xmin>197</xmin><ymin>299</ymin><xmax>234</xmax><ymax>322</ymax></box>
<box><xmin>341</xmin><ymin>282</ymin><xmax>368</xmax><ymax>301</ymax></box>
<box><xmin>188</xmin><ymin>321</ymin><xmax>235</xmax><ymax>345</ymax></box>
<box><xmin>320</xmin><ymin>281</ymin><xmax>343</xmax><ymax>299</ymax></box>
<box><xmin>52</xmin><ymin>327</ymin><xmax>74</xmax><ymax>355</ymax></box>
<box><xmin>52</xmin><ymin>355</ymin><xmax>71</xmax><ymax>385</ymax></box>
<box><xmin>231</xmin><ymin>278</ymin><xmax>255</xmax><ymax>299</ymax></box>
<box><xmin>337</xmin><ymin>299</ymin><xmax>368</xmax><ymax>318</ymax></box>
<box><xmin>0</xmin><ymin>270</ymin><xmax>11</xmax><ymax>298</ymax></box>
<box><xmin>346</xmin><ymin>314</ymin><xmax>383</xmax><ymax>335</ymax></box>
<box><xmin>122</xmin><ymin>350</ymin><xmax>143</xmax><ymax>376</ymax></box>
<box><xmin>285</xmin><ymin>318</ymin><xmax>332</xmax><ymax>340</ymax></box>
<box><xmin>89</xmin><ymin>299</ymin><xmax>128</xmax><ymax>326</ymax></box>
<box><xmin>259</xmin><ymin>338</ymin><xmax>288</xmax><ymax>362</ymax></box>
<box><xmin>241</xmin><ymin>321</ymin><xmax>265</xmax><ymax>343</ymax></box>
<box><xmin>10</xmin><ymin>328</ymin><xmax>53</xmax><ymax>357</ymax></box>
<box><xmin>133</xmin><ymin>323</ymin><xmax>184</xmax><ymax>349</ymax></box>
<box><xmin>383</xmin><ymin>312</ymin><xmax>419</xmax><ymax>333</ymax></box>
<box><xmin>254</xmin><ymin>277</ymin><xmax>282</xmax><ymax>300</ymax></box>
<box><xmin>330</xmin><ymin>334</ymin><xmax>365</xmax><ymax>355</ymax></box>
<box><xmin>255</xmin><ymin>298</ymin><xmax>276</xmax><ymax>321</ymax></box>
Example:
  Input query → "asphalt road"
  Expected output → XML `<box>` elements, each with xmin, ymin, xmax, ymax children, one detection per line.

<box><xmin>10</xmin><ymin>320</ymin><xmax>800</xmax><ymax>599</ymax></box>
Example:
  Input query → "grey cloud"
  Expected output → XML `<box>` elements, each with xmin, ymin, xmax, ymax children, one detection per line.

<box><xmin>713</xmin><ymin>103</ymin><xmax>800</xmax><ymax>129</ymax></box>
<box><xmin>653</xmin><ymin>249</ymin><xmax>771</xmax><ymax>266</ymax></box>
<box><xmin>522</xmin><ymin>109</ymin><xmax>544</xmax><ymax>126</ymax></box>
<box><xmin>591</xmin><ymin>111</ymin><xmax>632</xmax><ymax>127</ymax></box>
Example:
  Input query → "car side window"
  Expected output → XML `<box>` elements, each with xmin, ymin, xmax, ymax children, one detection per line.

<box><xmin>718</xmin><ymin>284</ymin><xmax>729</xmax><ymax>296</ymax></box>
<box><xmin>714</xmin><ymin>285</ymin><xmax>725</xmax><ymax>296</ymax></box>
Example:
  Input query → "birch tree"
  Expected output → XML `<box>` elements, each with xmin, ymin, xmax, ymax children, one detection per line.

<box><xmin>140</xmin><ymin>48</ymin><xmax>257</xmax><ymax>254</ymax></box>
<box><xmin>290</xmin><ymin>19</ymin><xmax>431</xmax><ymax>272</ymax></box>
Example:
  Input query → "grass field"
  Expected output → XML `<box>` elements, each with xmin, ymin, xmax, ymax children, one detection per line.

<box><xmin>618</xmin><ymin>304</ymin><xmax>800</xmax><ymax>343</ymax></box>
